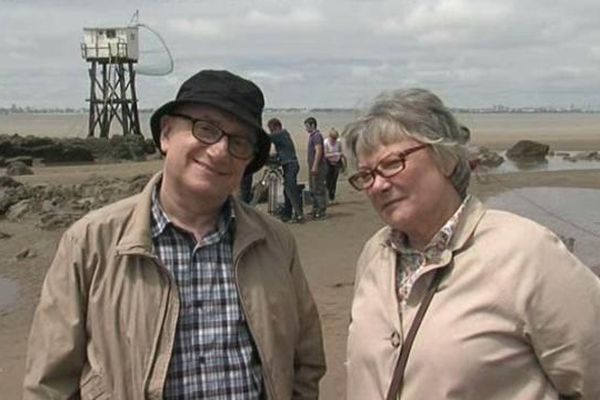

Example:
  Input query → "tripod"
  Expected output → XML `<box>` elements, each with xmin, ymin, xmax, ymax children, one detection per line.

<box><xmin>251</xmin><ymin>160</ymin><xmax>303</xmax><ymax>219</ymax></box>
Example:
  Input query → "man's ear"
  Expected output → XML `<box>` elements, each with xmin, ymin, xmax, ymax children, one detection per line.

<box><xmin>159</xmin><ymin>116</ymin><xmax>173</xmax><ymax>153</ymax></box>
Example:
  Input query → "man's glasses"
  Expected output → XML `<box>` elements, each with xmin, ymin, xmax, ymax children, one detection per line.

<box><xmin>348</xmin><ymin>144</ymin><xmax>429</xmax><ymax>191</ymax></box>
<box><xmin>169</xmin><ymin>112</ymin><xmax>256</xmax><ymax>160</ymax></box>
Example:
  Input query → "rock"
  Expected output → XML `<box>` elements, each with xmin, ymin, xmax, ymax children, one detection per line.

<box><xmin>128</xmin><ymin>174</ymin><xmax>152</xmax><ymax>193</ymax></box>
<box><xmin>41</xmin><ymin>199</ymin><xmax>60</xmax><ymax>212</ymax></box>
<box><xmin>6</xmin><ymin>199</ymin><xmax>33</xmax><ymax>220</ymax></box>
<box><xmin>62</xmin><ymin>145</ymin><xmax>95</xmax><ymax>163</ymax></box>
<box><xmin>108</xmin><ymin>135</ymin><xmax>147</xmax><ymax>161</ymax></box>
<box><xmin>21</xmin><ymin>135</ymin><xmax>55</xmax><ymax>148</ymax></box>
<box><xmin>144</xmin><ymin>138</ymin><xmax>157</xmax><ymax>154</ymax></box>
<box><xmin>37</xmin><ymin>211</ymin><xmax>81</xmax><ymax>230</ymax></box>
<box><xmin>15</xmin><ymin>248</ymin><xmax>36</xmax><ymax>260</ymax></box>
<box><xmin>6</xmin><ymin>156</ymin><xmax>33</xmax><ymax>166</ymax></box>
<box><xmin>0</xmin><ymin>189</ymin><xmax>15</xmax><ymax>214</ymax></box>
<box><xmin>477</xmin><ymin>147</ymin><xmax>505</xmax><ymax>168</ymax></box>
<box><xmin>506</xmin><ymin>140</ymin><xmax>549</xmax><ymax>161</ymax></box>
<box><xmin>42</xmin><ymin>145</ymin><xmax>94</xmax><ymax>164</ymax></box>
<box><xmin>29</xmin><ymin>143</ymin><xmax>65</xmax><ymax>159</ymax></box>
<box><xmin>6</xmin><ymin>161</ymin><xmax>33</xmax><ymax>176</ymax></box>
<box><xmin>0</xmin><ymin>139</ymin><xmax>16</xmax><ymax>158</ymax></box>
<box><xmin>563</xmin><ymin>151</ymin><xmax>599</xmax><ymax>162</ymax></box>
<box><xmin>0</xmin><ymin>230</ymin><xmax>12</xmax><ymax>239</ymax></box>
<box><xmin>0</xmin><ymin>134</ymin><xmax>155</xmax><ymax>163</ymax></box>
<box><xmin>0</xmin><ymin>176</ymin><xmax>22</xmax><ymax>188</ymax></box>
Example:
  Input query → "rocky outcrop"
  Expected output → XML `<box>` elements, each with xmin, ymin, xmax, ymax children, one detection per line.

<box><xmin>506</xmin><ymin>140</ymin><xmax>549</xmax><ymax>162</ymax></box>
<box><xmin>0</xmin><ymin>174</ymin><xmax>152</xmax><ymax>229</ymax></box>
<box><xmin>477</xmin><ymin>147</ymin><xmax>505</xmax><ymax>168</ymax></box>
<box><xmin>6</xmin><ymin>161</ymin><xmax>34</xmax><ymax>176</ymax></box>
<box><xmin>41</xmin><ymin>144</ymin><xmax>94</xmax><ymax>164</ymax></box>
<box><xmin>563</xmin><ymin>151</ymin><xmax>600</xmax><ymax>162</ymax></box>
<box><xmin>0</xmin><ymin>134</ymin><xmax>158</xmax><ymax>164</ymax></box>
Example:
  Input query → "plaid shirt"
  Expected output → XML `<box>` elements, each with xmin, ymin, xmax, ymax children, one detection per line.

<box><xmin>151</xmin><ymin>186</ymin><xmax>263</xmax><ymax>399</ymax></box>
<box><xmin>388</xmin><ymin>195</ymin><xmax>470</xmax><ymax>313</ymax></box>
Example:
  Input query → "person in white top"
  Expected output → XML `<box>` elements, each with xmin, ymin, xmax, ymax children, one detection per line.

<box><xmin>323</xmin><ymin>128</ymin><xmax>345</xmax><ymax>202</ymax></box>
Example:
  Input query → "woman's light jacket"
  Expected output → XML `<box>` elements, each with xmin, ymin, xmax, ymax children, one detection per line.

<box><xmin>347</xmin><ymin>196</ymin><xmax>600</xmax><ymax>399</ymax></box>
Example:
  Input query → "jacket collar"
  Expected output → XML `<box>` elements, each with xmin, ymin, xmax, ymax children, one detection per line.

<box><xmin>448</xmin><ymin>195</ymin><xmax>486</xmax><ymax>254</ymax></box>
<box><xmin>378</xmin><ymin>195</ymin><xmax>486</xmax><ymax>264</ymax></box>
<box><xmin>116</xmin><ymin>172</ymin><xmax>162</xmax><ymax>255</ymax></box>
<box><xmin>116</xmin><ymin>171</ymin><xmax>267</xmax><ymax>257</ymax></box>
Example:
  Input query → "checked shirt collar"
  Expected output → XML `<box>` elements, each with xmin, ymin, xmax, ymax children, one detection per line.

<box><xmin>388</xmin><ymin>195</ymin><xmax>471</xmax><ymax>310</ymax></box>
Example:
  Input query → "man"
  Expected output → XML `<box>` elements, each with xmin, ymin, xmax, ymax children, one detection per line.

<box><xmin>267</xmin><ymin>118</ymin><xmax>304</xmax><ymax>223</ymax></box>
<box><xmin>23</xmin><ymin>70</ymin><xmax>326</xmax><ymax>399</ymax></box>
<box><xmin>240</xmin><ymin>170</ymin><xmax>254</xmax><ymax>203</ymax></box>
<box><xmin>304</xmin><ymin>117</ymin><xmax>327</xmax><ymax>219</ymax></box>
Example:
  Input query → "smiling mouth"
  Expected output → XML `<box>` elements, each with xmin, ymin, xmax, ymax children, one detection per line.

<box><xmin>194</xmin><ymin>159</ymin><xmax>228</xmax><ymax>176</ymax></box>
<box><xmin>381</xmin><ymin>198</ymin><xmax>403</xmax><ymax>210</ymax></box>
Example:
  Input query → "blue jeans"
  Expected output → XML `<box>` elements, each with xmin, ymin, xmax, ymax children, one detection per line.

<box><xmin>282</xmin><ymin>162</ymin><xmax>303</xmax><ymax>219</ymax></box>
<box><xmin>325</xmin><ymin>161</ymin><xmax>341</xmax><ymax>201</ymax></box>
<box><xmin>240</xmin><ymin>172</ymin><xmax>253</xmax><ymax>204</ymax></box>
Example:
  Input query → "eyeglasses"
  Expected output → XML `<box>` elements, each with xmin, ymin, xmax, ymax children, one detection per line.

<box><xmin>169</xmin><ymin>112</ymin><xmax>256</xmax><ymax>160</ymax></box>
<box><xmin>348</xmin><ymin>143</ymin><xmax>429</xmax><ymax>191</ymax></box>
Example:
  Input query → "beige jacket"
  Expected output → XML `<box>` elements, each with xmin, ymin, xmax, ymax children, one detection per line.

<box><xmin>347</xmin><ymin>196</ymin><xmax>600</xmax><ymax>399</ymax></box>
<box><xmin>24</xmin><ymin>173</ymin><xmax>326</xmax><ymax>399</ymax></box>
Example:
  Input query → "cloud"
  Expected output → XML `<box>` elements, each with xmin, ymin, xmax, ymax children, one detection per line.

<box><xmin>167</xmin><ymin>18</ymin><xmax>222</xmax><ymax>37</ymax></box>
<box><xmin>2</xmin><ymin>0</ymin><xmax>600</xmax><ymax>108</ymax></box>
<box><xmin>377</xmin><ymin>0</ymin><xmax>513</xmax><ymax>46</ymax></box>
<box><xmin>247</xmin><ymin>70</ymin><xmax>304</xmax><ymax>84</ymax></box>
<box><xmin>244</xmin><ymin>7</ymin><xmax>324</xmax><ymax>31</ymax></box>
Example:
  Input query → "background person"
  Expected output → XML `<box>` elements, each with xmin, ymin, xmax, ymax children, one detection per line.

<box><xmin>304</xmin><ymin>116</ymin><xmax>327</xmax><ymax>220</ymax></box>
<box><xmin>267</xmin><ymin>117</ymin><xmax>304</xmax><ymax>223</ymax></box>
<box><xmin>323</xmin><ymin>127</ymin><xmax>345</xmax><ymax>203</ymax></box>
<box><xmin>240</xmin><ymin>170</ymin><xmax>254</xmax><ymax>203</ymax></box>
<box><xmin>23</xmin><ymin>70</ymin><xmax>326</xmax><ymax>400</ymax></box>
<box><xmin>343</xmin><ymin>88</ymin><xmax>600</xmax><ymax>400</ymax></box>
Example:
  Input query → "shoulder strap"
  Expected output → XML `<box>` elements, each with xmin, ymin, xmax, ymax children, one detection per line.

<box><xmin>385</xmin><ymin>263</ymin><xmax>449</xmax><ymax>400</ymax></box>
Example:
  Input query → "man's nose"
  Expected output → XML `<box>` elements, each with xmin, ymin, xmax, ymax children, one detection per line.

<box><xmin>206</xmin><ymin>134</ymin><xmax>230</xmax><ymax>157</ymax></box>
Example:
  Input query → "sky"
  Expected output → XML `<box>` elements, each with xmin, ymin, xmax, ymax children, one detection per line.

<box><xmin>2</xmin><ymin>0</ymin><xmax>600</xmax><ymax>109</ymax></box>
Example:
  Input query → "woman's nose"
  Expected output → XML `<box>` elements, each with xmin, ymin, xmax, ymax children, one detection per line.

<box><xmin>368</xmin><ymin>173</ymin><xmax>391</xmax><ymax>193</ymax></box>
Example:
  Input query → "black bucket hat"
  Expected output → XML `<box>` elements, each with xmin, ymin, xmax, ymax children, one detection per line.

<box><xmin>150</xmin><ymin>70</ymin><xmax>271</xmax><ymax>174</ymax></box>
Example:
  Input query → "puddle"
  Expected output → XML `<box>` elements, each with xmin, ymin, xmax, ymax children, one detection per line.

<box><xmin>0</xmin><ymin>277</ymin><xmax>19</xmax><ymax>313</ymax></box>
<box><xmin>489</xmin><ymin>152</ymin><xmax>600</xmax><ymax>174</ymax></box>
<box><xmin>485</xmin><ymin>187</ymin><xmax>600</xmax><ymax>270</ymax></box>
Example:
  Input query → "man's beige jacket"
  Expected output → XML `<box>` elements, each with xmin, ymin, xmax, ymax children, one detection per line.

<box><xmin>24</xmin><ymin>173</ymin><xmax>326</xmax><ymax>399</ymax></box>
<box><xmin>347</xmin><ymin>196</ymin><xmax>600</xmax><ymax>399</ymax></box>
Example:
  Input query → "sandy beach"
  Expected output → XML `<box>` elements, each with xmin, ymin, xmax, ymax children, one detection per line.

<box><xmin>1</xmin><ymin>132</ymin><xmax>599</xmax><ymax>399</ymax></box>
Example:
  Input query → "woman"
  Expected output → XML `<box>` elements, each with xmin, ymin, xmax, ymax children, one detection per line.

<box><xmin>324</xmin><ymin>128</ymin><xmax>345</xmax><ymax>202</ymax></box>
<box><xmin>343</xmin><ymin>88</ymin><xmax>600</xmax><ymax>399</ymax></box>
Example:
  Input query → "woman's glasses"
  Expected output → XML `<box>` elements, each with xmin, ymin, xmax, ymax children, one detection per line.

<box><xmin>348</xmin><ymin>144</ymin><xmax>429</xmax><ymax>191</ymax></box>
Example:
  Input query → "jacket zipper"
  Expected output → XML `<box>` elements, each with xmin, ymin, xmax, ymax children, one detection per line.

<box><xmin>121</xmin><ymin>248</ymin><xmax>180</xmax><ymax>398</ymax></box>
<box><xmin>233</xmin><ymin>242</ymin><xmax>276</xmax><ymax>399</ymax></box>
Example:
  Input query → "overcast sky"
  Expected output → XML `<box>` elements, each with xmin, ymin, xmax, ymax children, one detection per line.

<box><xmin>2</xmin><ymin>0</ymin><xmax>600</xmax><ymax>109</ymax></box>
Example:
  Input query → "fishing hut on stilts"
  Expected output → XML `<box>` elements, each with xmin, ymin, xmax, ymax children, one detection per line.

<box><xmin>81</xmin><ymin>27</ymin><xmax>141</xmax><ymax>137</ymax></box>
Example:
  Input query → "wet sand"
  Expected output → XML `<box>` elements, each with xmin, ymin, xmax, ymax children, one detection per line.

<box><xmin>1</xmin><ymin>136</ymin><xmax>599</xmax><ymax>399</ymax></box>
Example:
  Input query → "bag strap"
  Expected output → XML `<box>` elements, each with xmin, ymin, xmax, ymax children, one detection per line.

<box><xmin>385</xmin><ymin>263</ymin><xmax>449</xmax><ymax>400</ymax></box>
